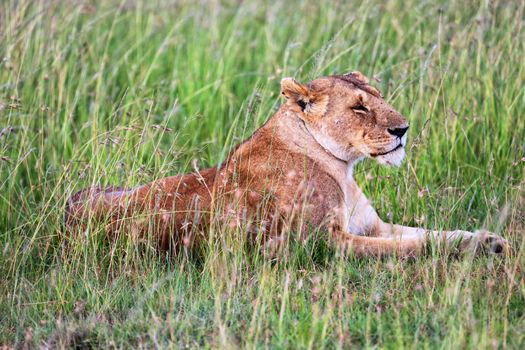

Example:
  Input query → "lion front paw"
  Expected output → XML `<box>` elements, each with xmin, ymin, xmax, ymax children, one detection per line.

<box><xmin>466</xmin><ymin>230</ymin><xmax>509</xmax><ymax>254</ymax></box>
<box><xmin>476</xmin><ymin>230</ymin><xmax>509</xmax><ymax>254</ymax></box>
<box><xmin>455</xmin><ymin>230</ymin><xmax>508</xmax><ymax>254</ymax></box>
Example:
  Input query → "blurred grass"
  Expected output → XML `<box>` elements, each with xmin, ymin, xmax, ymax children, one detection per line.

<box><xmin>0</xmin><ymin>0</ymin><xmax>524</xmax><ymax>348</ymax></box>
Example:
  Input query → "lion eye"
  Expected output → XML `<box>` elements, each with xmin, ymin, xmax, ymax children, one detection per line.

<box><xmin>351</xmin><ymin>104</ymin><xmax>369</xmax><ymax>114</ymax></box>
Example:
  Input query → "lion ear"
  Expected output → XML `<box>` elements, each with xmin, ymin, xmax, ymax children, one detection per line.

<box><xmin>280</xmin><ymin>77</ymin><xmax>328</xmax><ymax>116</ymax></box>
<box><xmin>344</xmin><ymin>71</ymin><xmax>382</xmax><ymax>97</ymax></box>
<box><xmin>345</xmin><ymin>71</ymin><xmax>369</xmax><ymax>84</ymax></box>
<box><xmin>281</xmin><ymin>77</ymin><xmax>309</xmax><ymax>103</ymax></box>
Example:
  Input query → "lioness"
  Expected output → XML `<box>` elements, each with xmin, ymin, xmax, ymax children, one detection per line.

<box><xmin>65</xmin><ymin>72</ymin><xmax>507</xmax><ymax>256</ymax></box>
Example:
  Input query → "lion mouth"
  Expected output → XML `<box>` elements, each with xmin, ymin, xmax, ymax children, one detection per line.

<box><xmin>370</xmin><ymin>143</ymin><xmax>403</xmax><ymax>157</ymax></box>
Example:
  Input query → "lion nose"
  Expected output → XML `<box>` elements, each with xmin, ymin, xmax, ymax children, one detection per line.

<box><xmin>387</xmin><ymin>126</ymin><xmax>409</xmax><ymax>138</ymax></box>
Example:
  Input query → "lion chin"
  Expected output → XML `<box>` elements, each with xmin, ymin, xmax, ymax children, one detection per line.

<box><xmin>374</xmin><ymin>146</ymin><xmax>406</xmax><ymax>167</ymax></box>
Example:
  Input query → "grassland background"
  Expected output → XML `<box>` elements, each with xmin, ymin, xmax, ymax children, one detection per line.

<box><xmin>1</xmin><ymin>0</ymin><xmax>524</xmax><ymax>348</ymax></box>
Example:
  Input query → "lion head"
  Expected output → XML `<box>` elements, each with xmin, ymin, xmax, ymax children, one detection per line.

<box><xmin>281</xmin><ymin>72</ymin><xmax>409</xmax><ymax>166</ymax></box>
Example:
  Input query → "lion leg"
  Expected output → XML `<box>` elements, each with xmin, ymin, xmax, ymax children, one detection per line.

<box><xmin>64</xmin><ymin>185</ymin><xmax>153</xmax><ymax>235</ymax></box>
<box><xmin>65</xmin><ymin>186</ymin><xmax>123</xmax><ymax>228</ymax></box>
<box><xmin>331</xmin><ymin>230</ymin><xmax>424</xmax><ymax>257</ymax></box>
<box><xmin>380</xmin><ymin>224</ymin><xmax>508</xmax><ymax>254</ymax></box>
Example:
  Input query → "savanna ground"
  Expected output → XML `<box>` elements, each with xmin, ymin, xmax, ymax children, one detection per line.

<box><xmin>1</xmin><ymin>0</ymin><xmax>524</xmax><ymax>348</ymax></box>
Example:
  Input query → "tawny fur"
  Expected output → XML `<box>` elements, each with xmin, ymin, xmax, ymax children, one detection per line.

<box><xmin>65</xmin><ymin>72</ymin><xmax>508</xmax><ymax>256</ymax></box>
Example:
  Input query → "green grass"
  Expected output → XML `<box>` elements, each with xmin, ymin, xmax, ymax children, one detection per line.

<box><xmin>1</xmin><ymin>0</ymin><xmax>524</xmax><ymax>348</ymax></box>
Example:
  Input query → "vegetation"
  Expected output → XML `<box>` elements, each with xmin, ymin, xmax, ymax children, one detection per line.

<box><xmin>1</xmin><ymin>0</ymin><xmax>524</xmax><ymax>348</ymax></box>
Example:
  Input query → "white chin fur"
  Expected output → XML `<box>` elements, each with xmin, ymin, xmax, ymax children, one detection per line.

<box><xmin>375</xmin><ymin>147</ymin><xmax>406</xmax><ymax>167</ymax></box>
